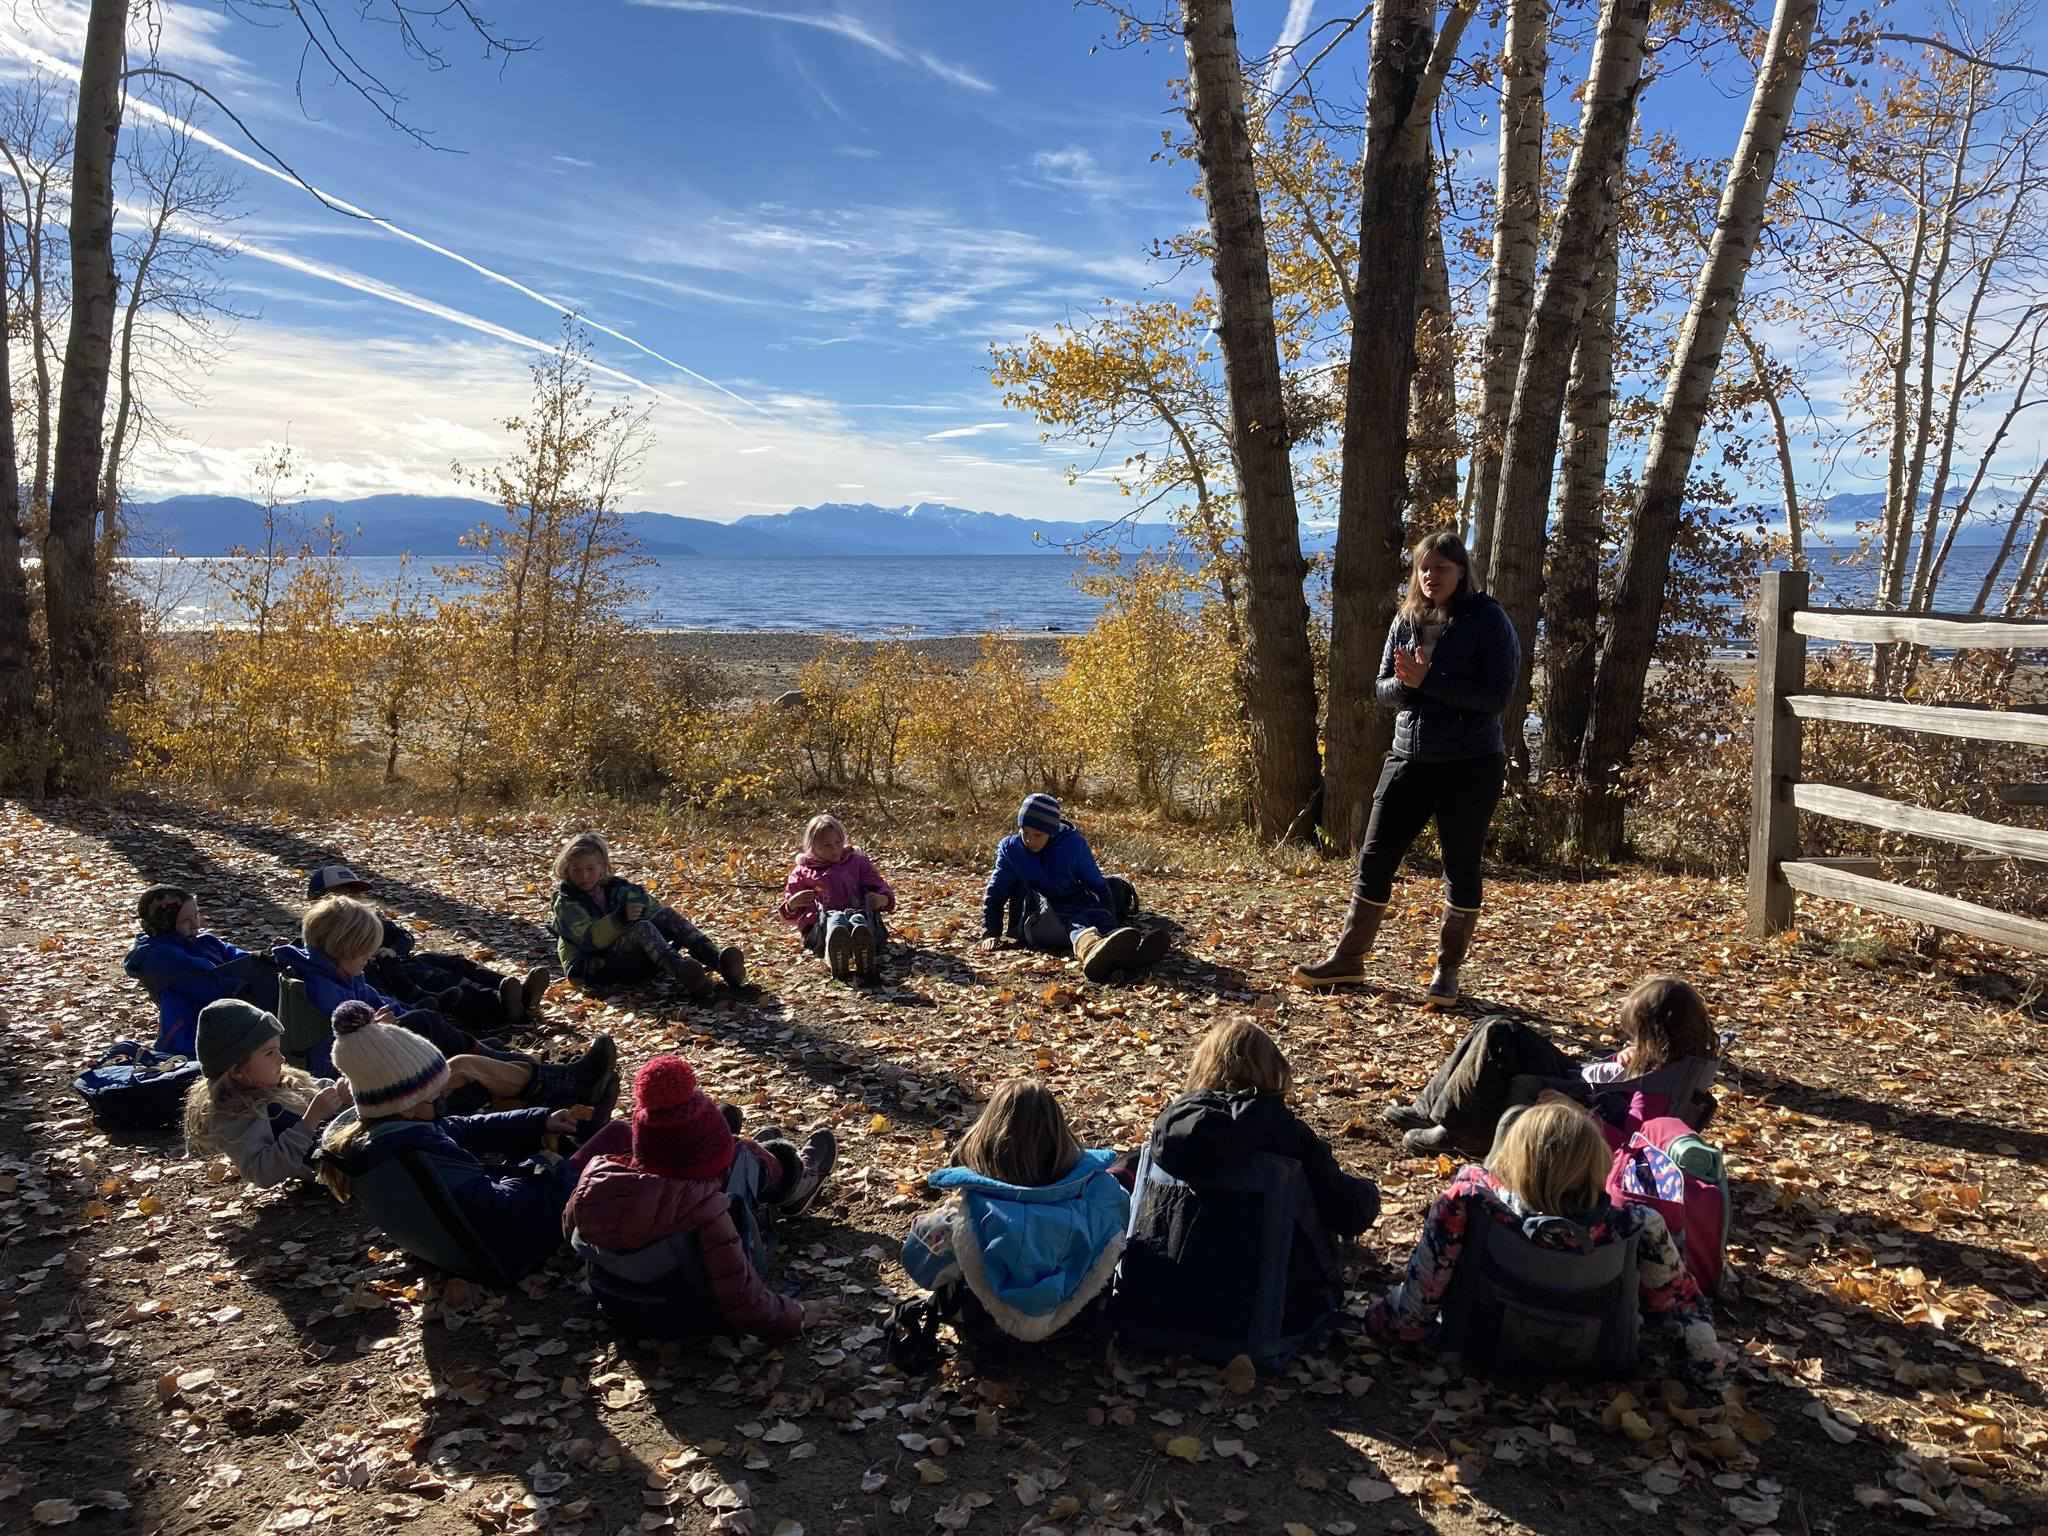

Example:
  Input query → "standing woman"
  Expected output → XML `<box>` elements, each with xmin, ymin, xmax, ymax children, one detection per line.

<box><xmin>1293</xmin><ymin>532</ymin><xmax>1520</xmax><ymax>1003</ymax></box>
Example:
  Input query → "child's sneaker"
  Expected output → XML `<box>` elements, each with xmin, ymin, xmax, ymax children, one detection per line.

<box><xmin>717</xmin><ymin>946</ymin><xmax>748</xmax><ymax>989</ymax></box>
<box><xmin>825</xmin><ymin>922</ymin><xmax>853</xmax><ymax>982</ymax></box>
<box><xmin>850</xmin><ymin>923</ymin><xmax>876</xmax><ymax>981</ymax></box>
<box><xmin>778</xmin><ymin>1129</ymin><xmax>837</xmax><ymax>1216</ymax></box>
<box><xmin>499</xmin><ymin>974</ymin><xmax>526</xmax><ymax>1022</ymax></box>
<box><xmin>666</xmin><ymin>954</ymin><xmax>719</xmax><ymax>1001</ymax></box>
<box><xmin>1135</xmin><ymin>926</ymin><xmax>1170</xmax><ymax>968</ymax></box>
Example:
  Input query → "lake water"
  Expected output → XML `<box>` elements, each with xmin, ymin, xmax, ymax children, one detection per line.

<box><xmin>117</xmin><ymin>542</ymin><xmax>2023</xmax><ymax>647</ymax></box>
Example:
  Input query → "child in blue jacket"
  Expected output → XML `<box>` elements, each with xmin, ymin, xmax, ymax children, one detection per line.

<box><xmin>901</xmin><ymin>1079</ymin><xmax>1129</xmax><ymax>1346</ymax></box>
<box><xmin>123</xmin><ymin>885</ymin><xmax>280</xmax><ymax>1056</ymax></box>
<box><xmin>317</xmin><ymin>1008</ymin><xmax>628</xmax><ymax>1288</ymax></box>
<box><xmin>979</xmin><ymin>795</ymin><xmax>1168</xmax><ymax>984</ymax></box>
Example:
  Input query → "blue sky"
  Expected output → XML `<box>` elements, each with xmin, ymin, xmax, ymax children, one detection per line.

<box><xmin>3</xmin><ymin>0</ymin><xmax>2037</xmax><ymax>526</ymax></box>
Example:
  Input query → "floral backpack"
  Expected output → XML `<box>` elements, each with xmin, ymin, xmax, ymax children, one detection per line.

<box><xmin>1605</xmin><ymin>1117</ymin><xmax>1731</xmax><ymax>1294</ymax></box>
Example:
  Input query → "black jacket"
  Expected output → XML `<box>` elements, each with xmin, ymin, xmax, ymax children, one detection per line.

<box><xmin>1151</xmin><ymin>1090</ymin><xmax>1380</xmax><ymax>1236</ymax></box>
<box><xmin>1374</xmin><ymin>589</ymin><xmax>1520</xmax><ymax>762</ymax></box>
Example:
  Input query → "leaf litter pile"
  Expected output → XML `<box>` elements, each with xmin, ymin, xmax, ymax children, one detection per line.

<box><xmin>0</xmin><ymin>794</ymin><xmax>2044</xmax><ymax>1536</ymax></box>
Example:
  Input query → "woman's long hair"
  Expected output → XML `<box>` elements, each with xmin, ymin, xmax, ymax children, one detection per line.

<box><xmin>1397</xmin><ymin>530</ymin><xmax>1472</xmax><ymax>627</ymax></box>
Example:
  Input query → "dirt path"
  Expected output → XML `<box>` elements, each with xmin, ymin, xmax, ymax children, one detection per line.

<box><xmin>1</xmin><ymin>794</ymin><xmax>2043</xmax><ymax>1535</ymax></box>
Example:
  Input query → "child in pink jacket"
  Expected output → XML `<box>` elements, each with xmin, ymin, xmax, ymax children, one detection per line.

<box><xmin>779</xmin><ymin>814</ymin><xmax>895</xmax><ymax>982</ymax></box>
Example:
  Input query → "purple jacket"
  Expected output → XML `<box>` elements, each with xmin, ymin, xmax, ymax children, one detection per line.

<box><xmin>779</xmin><ymin>848</ymin><xmax>894</xmax><ymax>934</ymax></box>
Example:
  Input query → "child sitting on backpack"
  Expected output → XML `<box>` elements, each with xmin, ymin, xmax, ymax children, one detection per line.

<box><xmin>901</xmin><ymin>1079</ymin><xmax>1128</xmax><ymax>1347</ymax></box>
<box><xmin>548</xmin><ymin>832</ymin><xmax>747</xmax><ymax>1000</ymax></box>
<box><xmin>317</xmin><ymin>1008</ymin><xmax>625</xmax><ymax>1288</ymax></box>
<box><xmin>124</xmin><ymin>885</ymin><xmax>280</xmax><ymax>1057</ymax></box>
<box><xmin>183</xmin><ymin>999</ymin><xmax>354</xmax><ymax>1187</ymax></box>
<box><xmin>1366</xmin><ymin>1101</ymin><xmax>1721</xmax><ymax>1368</ymax></box>
<box><xmin>780</xmin><ymin>814</ymin><xmax>895</xmax><ymax>983</ymax></box>
<box><xmin>306</xmin><ymin>864</ymin><xmax>550</xmax><ymax>1030</ymax></box>
<box><xmin>1118</xmin><ymin>1022</ymin><xmax>1380</xmax><ymax>1355</ymax></box>
<box><xmin>1388</xmin><ymin>976</ymin><xmax>1720</xmax><ymax>1157</ymax></box>
<box><xmin>564</xmin><ymin>1055</ymin><xmax>838</xmax><ymax>1340</ymax></box>
<box><xmin>980</xmin><ymin>795</ymin><xmax>1165</xmax><ymax>984</ymax></box>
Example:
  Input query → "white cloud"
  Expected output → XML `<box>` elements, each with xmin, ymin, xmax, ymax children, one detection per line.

<box><xmin>1262</xmin><ymin>0</ymin><xmax>1317</xmax><ymax>97</ymax></box>
<box><xmin>834</xmin><ymin>144</ymin><xmax>882</xmax><ymax>159</ymax></box>
<box><xmin>632</xmin><ymin>1</ymin><xmax>994</xmax><ymax>92</ymax></box>
<box><xmin>1028</xmin><ymin>146</ymin><xmax>1123</xmax><ymax>200</ymax></box>
<box><xmin>553</xmin><ymin>154</ymin><xmax>597</xmax><ymax>169</ymax></box>
<box><xmin>925</xmin><ymin>423</ymin><xmax>1009</xmax><ymax>441</ymax></box>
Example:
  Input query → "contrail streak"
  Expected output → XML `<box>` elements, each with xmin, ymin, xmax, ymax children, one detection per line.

<box><xmin>0</xmin><ymin>32</ymin><xmax>769</xmax><ymax>416</ymax></box>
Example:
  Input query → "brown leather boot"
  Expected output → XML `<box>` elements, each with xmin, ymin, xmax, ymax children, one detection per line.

<box><xmin>1290</xmin><ymin>896</ymin><xmax>1388</xmax><ymax>989</ymax></box>
<box><xmin>1427</xmin><ymin>905</ymin><xmax>1479</xmax><ymax>1006</ymax></box>
<box><xmin>1074</xmin><ymin>926</ymin><xmax>1144</xmax><ymax>983</ymax></box>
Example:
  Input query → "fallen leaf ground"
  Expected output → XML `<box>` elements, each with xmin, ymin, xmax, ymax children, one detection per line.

<box><xmin>1</xmin><ymin>792</ymin><xmax>2044</xmax><ymax>1536</ymax></box>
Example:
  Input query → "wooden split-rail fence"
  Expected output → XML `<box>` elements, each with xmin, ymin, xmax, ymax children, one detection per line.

<box><xmin>1747</xmin><ymin>569</ymin><xmax>2048</xmax><ymax>953</ymax></box>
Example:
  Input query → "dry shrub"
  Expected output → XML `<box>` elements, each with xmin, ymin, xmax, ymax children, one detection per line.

<box><xmin>903</xmin><ymin>639</ymin><xmax>1079</xmax><ymax>811</ymax></box>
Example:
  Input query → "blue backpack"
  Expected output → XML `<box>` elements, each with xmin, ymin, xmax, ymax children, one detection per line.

<box><xmin>72</xmin><ymin>1040</ymin><xmax>201</xmax><ymax>1131</ymax></box>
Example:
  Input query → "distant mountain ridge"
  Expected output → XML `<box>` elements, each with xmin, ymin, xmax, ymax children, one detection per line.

<box><xmin>126</xmin><ymin>487</ymin><xmax>2022</xmax><ymax>560</ymax></box>
<box><xmin>127</xmin><ymin>494</ymin><xmax>1185</xmax><ymax>559</ymax></box>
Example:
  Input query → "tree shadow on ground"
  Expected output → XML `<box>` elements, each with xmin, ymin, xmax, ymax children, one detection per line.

<box><xmin>34</xmin><ymin>797</ymin><xmax>307</xmax><ymax>943</ymax></box>
<box><xmin>1732</xmin><ymin>1064</ymin><xmax>2048</xmax><ymax>1164</ymax></box>
<box><xmin>95</xmin><ymin>795</ymin><xmax>561</xmax><ymax>959</ymax></box>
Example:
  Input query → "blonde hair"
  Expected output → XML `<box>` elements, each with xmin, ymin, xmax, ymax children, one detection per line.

<box><xmin>1486</xmin><ymin>1102</ymin><xmax>1610</xmax><ymax>1216</ymax></box>
<box><xmin>184</xmin><ymin>1067</ymin><xmax>321</xmax><ymax>1162</ymax></box>
<box><xmin>318</xmin><ymin>1117</ymin><xmax>367</xmax><ymax>1203</ymax></box>
<box><xmin>803</xmin><ymin>813</ymin><xmax>847</xmax><ymax>856</ymax></box>
<box><xmin>1618</xmin><ymin>976</ymin><xmax>1713</xmax><ymax>1073</ymax></box>
<box><xmin>552</xmin><ymin>831</ymin><xmax>612</xmax><ymax>884</ymax></box>
<box><xmin>1184</xmin><ymin>1020</ymin><xmax>1291</xmax><ymax>1098</ymax></box>
<box><xmin>304</xmin><ymin>895</ymin><xmax>384</xmax><ymax>965</ymax></box>
<box><xmin>956</xmin><ymin>1080</ymin><xmax>1082</xmax><ymax>1188</ymax></box>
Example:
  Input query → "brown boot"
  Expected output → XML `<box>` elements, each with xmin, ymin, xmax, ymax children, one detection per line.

<box><xmin>1427</xmin><ymin>905</ymin><xmax>1479</xmax><ymax>1006</ymax></box>
<box><xmin>1290</xmin><ymin>897</ymin><xmax>1387</xmax><ymax>989</ymax></box>
<box><xmin>1074</xmin><ymin>926</ymin><xmax>1143</xmax><ymax>984</ymax></box>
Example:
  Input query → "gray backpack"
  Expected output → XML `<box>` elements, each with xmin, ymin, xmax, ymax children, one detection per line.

<box><xmin>1438</xmin><ymin>1204</ymin><xmax>1641</xmax><ymax>1378</ymax></box>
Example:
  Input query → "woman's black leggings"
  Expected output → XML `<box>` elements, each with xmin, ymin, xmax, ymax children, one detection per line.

<box><xmin>1353</xmin><ymin>752</ymin><xmax>1507</xmax><ymax>910</ymax></box>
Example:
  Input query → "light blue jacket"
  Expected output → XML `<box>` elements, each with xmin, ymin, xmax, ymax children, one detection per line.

<box><xmin>901</xmin><ymin>1149</ymin><xmax>1129</xmax><ymax>1341</ymax></box>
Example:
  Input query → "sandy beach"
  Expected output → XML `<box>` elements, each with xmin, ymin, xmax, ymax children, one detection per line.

<box><xmin>652</xmin><ymin>629</ymin><xmax>1071</xmax><ymax>699</ymax></box>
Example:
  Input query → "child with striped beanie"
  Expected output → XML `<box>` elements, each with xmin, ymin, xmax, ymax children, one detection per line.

<box><xmin>317</xmin><ymin>1007</ymin><xmax>626</xmax><ymax>1288</ymax></box>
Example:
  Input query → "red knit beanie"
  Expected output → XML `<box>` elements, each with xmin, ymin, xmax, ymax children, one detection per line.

<box><xmin>631</xmin><ymin>1057</ymin><xmax>736</xmax><ymax>1181</ymax></box>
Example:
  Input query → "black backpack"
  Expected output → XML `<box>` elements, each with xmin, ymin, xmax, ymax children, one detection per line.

<box><xmin>1438</xmin><ymin>1202</ymin><xmax>1641</xmax><ymax>1378</ymax></box>
<box><xmin>72</xmin><ymin>1040</ymin><xmax>201</xmax><ymax>1131</ymax></box>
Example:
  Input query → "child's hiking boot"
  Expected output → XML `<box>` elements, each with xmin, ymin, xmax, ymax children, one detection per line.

<box><xmin>1402</xmin><ymin>1124</ymin><xmax>1455</xmax><ymax>1155</ymax></box>
<box><xmin>850</xmin><ymin>923</ymin><xmax>877</xmax><ymax>981</ymax></box>
<box><xmin>521</xmin><ymin>966</ymin><xmax>552</xmax><ymax>1017</ymax></box>
<box><xmin>1383</xmin><ymin>1102</ymin><xmax>1436</xmax><ymax>1131</ymax></box>
<box><xmin>776</xmin><ymin>1129</ymin><xmax>838</xmax><ymax>1216</ymax></box>
<box><xmin>522</xmin><ymin>1032</ymin><xmax>618</xmax><ymax>1109</ymax></box>
<box><xmin>667</xmin><ymin>953</ymin><xmax>719</xmax><ymax>1001</ymax></box>
<box><xmin>1290</xmin><ymin>896</ymin><xmax>1388</xmax><ymax>989</ymax></box>
<box><xmin>1074</xmin><ymin>925</ymin><xmax>1144</xmax><ymax>984</ymax></box>
<box><xmin>716</xmin><ymin>945</ymin><xmax>748</xmax><ymax>990</ymax></box>
<box><xmin>825</xmin><ymin>922</ymin><xmax>854</xmax><ymax>982</ymax></box>
<box><xmin>1134</xmin><ymin>926</ymin><xmax>1170</xmax><ymax>968</ymax></box>
<box><xmin>1426</xmin><ymin>905</ymin><xmax>1478</xmax><ymax>1006</ymax></box>
<box><xmin>498</xmin><ymin>974</ymin><xmax>526</xmax><ymax>1023</ymax></box>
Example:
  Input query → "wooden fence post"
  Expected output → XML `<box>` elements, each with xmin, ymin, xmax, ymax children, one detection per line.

<box><xmin>1748</xmin><ymin>569</ymin><xmax>1809</xmax><ymax>934</ymax></box>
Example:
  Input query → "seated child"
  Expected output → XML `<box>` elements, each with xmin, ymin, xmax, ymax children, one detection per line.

<box><xmin>274</xmin><ymin>896</ymin><xmax>612</xmax><ymax>1096</ymax></box>
<box><xmin>1365</xmin><ymin>1101</ymin><xmax>1722</xmax><ymax>1372</ymax></box>
<box><xmin>779</xmin><ymin>813</ymin><xmax>895</xmax><ymax>982</ymax></box>
<box><xmin>183</xmin><ymin>999</ymin><xmax>354</xmax><ymax>1187</ymax></box>
<box><xmin>307</xmin><ymin>864</ymin><xmax>550</xmax><ymax>1029</ymax></box>
<box><xmin>979</xmin><ymin>795</ymin><xmax>1167</xmax><ymax>984</ymax></box>
<box><xmin>1119</xmin><ymin>1022</ymin><xmax>1380</xmax><ymax>1355</ymax></box>
<box><xmin>317</xmin><ymin>1009</ymin><xmax>626</xmax><ymax>1287</ymax></box>
<box><xmin>901</xmin><ymin>1080</ymin><xmax>1129</xmax><ymax>1347</ymax></box>
<box><xmin>548</xmin><ymin>832</ymin><xmax>747</xmax><ymax>1000</ymax></box>
<box><xmin>1389</xmin><ymin>976</ymin><xmax>1720</xmax><ymax>1157</ymax></box>
<box><xmin>564</xmin><ymin>1055</ymin><xmax>838</xmax><ymax>1340</ymax></box>
<box><xmin>124</xmin><ymin>885</ymin><xmax>280</xmax><ymax>1056</ymax></box>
